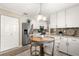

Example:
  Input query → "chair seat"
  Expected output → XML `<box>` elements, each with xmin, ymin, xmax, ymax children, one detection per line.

<box><xmin>31</xmin><ymin>42</ymin><xmax>42</xmax><ymax>46</ymax></box>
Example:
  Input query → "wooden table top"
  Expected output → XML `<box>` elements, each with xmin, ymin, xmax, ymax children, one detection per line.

<box><xmin>32</xmin><ymin>37</ymin><xmax>54</xmax><ymax>42</ymax></box>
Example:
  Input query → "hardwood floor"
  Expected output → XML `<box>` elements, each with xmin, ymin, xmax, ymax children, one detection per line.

<box><xmin>0</xmin><ymin>45</ymin><xmax>30</xmax><ymax>56</ymax></box>
<box><xmin>0</xmin><ymin>44</ymin><xmax>68</xmax><ymax>56</ymax></box>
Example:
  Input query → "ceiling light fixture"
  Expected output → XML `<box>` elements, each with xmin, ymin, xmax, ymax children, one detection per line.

<box><xmin>43</xmin><ymin>16</ymin><xmax>47</xmax><ymax>21</ymax></box>
<box><xmin>37</xmin><ymin>3</ymin><xmax>47</xmax><ymax>21</ymax></box>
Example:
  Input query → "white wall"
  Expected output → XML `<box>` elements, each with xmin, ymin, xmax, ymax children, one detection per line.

<box><xmin>31</xmin><ymin>19</ymin><xmax>47</xmax><ymax>29</ymax></box>
<box><xmin>31</xmin><ymin>19</ymin><xmax>39</xmax><ymax>29</ymax></box>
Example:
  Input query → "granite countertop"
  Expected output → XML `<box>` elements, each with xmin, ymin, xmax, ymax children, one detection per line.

<box><xmin>50</xmin><ymin>35</ymin><xmax>79</xmax><ymax>39</ymax></box>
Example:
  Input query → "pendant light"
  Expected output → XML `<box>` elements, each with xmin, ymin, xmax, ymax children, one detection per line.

<box><xmin>37</xmin><ymin>3</ymin><xmax>47</xmax><ymax>21</ymax></box>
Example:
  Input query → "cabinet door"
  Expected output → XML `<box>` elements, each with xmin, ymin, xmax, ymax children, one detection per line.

<box><xmin>68</xmin><ymin>37</ymin><xmax>79</xmax><ymax>56</ymax></box>
<box><xmin>57</xmin><ymin>10</ymin><xmax>66</xmax><ymax>28</ymax></box>
<box><xmin>66</xmin><ymin>5</ymin><xmax>79</xmax><ymax>27</ymax></box>
<box><xmin>50</xmin><ymin>13</ymin><xmax>57</xmax><ymax>28</ymax></box>
<box><xmin>1</xmin><ymin>15</ymin><xmax>19</xmax><ymax>51</ymax></box>
<box><xmin>59</xmin><ymin>37</ymin><xmax>68</xmax><ymax>53</ymax></box>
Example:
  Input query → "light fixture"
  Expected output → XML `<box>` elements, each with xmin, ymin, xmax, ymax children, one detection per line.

<box><xmin>37</xmin><ymin>14</ymin><xmax>43</xmax><ymax>21</ymax></box>
<box><xmin>37</xmin><ymin>3</ymin><xmax>47</xmax><ymax>21</ymax></box>
<box><xmin>43</xmin><ymin>16</ymin><xmax>47</xmax><ymax>21</ymax></box>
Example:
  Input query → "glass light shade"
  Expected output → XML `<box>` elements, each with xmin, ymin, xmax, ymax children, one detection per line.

<box><xmin>43</xmin><ymin>16</ymin><xmax>47</xmax><ymax>21</ymax></box>
<box><xmin>37</xmin><ymin>14</ymin><xmax>43</xmax><ymax>21</ymax></box>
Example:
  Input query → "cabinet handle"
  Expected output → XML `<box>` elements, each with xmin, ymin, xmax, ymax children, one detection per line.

<box><xmin>72</xmin><ymin>39</ymin><xmax>76</xmax><ymax>41</ymax></box>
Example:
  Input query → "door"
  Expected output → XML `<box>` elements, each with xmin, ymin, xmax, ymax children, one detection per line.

<box><xmin>1</xmin><ymin>15</ymin><xmax>19</xmax><ymax>51</ymax></box>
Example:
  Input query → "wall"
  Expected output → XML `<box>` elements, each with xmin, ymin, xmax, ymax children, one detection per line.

<box><xmin>31</xmin><ymin>19</ymin><xmax>47</xmax><ymax>29</ymax></box>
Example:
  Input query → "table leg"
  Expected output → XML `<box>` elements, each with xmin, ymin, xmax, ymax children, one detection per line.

<box><xmin>40</xmin><ymin>44</ymin><xmax>44</xmax><ymax>56</ymax></box>
<box><xmin>52</xmin><ymin>40</ymin><xmax>55</xmax><ymax>56</ymax></box>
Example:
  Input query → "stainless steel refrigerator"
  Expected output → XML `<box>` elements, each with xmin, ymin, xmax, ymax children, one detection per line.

<box><xmin>22</xmin><ymin>23</ymin><xmax>30</xmax><ymax>46</ymax></box>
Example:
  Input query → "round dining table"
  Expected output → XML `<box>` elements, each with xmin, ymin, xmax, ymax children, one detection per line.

<box><xmin>31</xmin><ymin>36</ymin><xmax>55</xmax><ymax>56</ymax></box>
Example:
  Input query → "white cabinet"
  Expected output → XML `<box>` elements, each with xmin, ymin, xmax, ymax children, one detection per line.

<box><xmin>66</xmin><ymin>5</ymin><xmax>79</xmax><ymax>27</ymax></box>
<box><xmin>59</xmin><ymin>37</ymin><xmax>68</xmax><ymax>53</ymax></box>
<box><xmin>50</xmin><ymin>13</ymin><xmax>57</xmax><ymax>28</ymax></box>
<box><xmin>59</xmin><ymin>36</ymin><xmax>79</xmax><ymax>56</ymax></box>
<box><xmin>68</xmin><ymin>37</ymin><xmax>79</xmax><ymax>56</ymax></box>
<box><xmin>1</xmin><ymin>15</ymin><xmax>19</xmax><ymax>51</ymax></box>
<box><xmin>50</xmin><ymin>5</ymin><xmax>79</xmax><ymax>28</ymax></box>
<box><xmin>57</xmin><ymin>10</ymin><xmax>66</xmax><ymax>28</ymax></box>
<box><xmin>50</xmin><ymin>10</ymin><xmax>66</xmax><ymax>28</ymax></box>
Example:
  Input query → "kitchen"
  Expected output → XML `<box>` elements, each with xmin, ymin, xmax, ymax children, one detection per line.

<box><xmin>0</xmin><ymin>3</ymin><xmax>79</xmax><ymax>56</ymax></box>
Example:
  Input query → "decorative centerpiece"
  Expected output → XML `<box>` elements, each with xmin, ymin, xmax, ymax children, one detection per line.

<box><xmin>38</xmin><ymin>26</ymin><xmax>46</xmax><ymax>38</ymax></box>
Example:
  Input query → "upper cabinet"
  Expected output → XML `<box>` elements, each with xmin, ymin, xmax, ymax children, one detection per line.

<box><xmin>57</xmin><ymin>10</ymin><xmax>66</xmax><ymax>28</ymax></box>
<box><xmin>66</xmin><ymin>5</ymin><xmax>79</xmax><ymax>27</ymax></box>
<box><xmin>50</xmin><ymin>13</ymin><xmax>57</xmax><ymax>28</ymax></box>
<box><xmin>50</xmin><ymin>10</ymin><xmax>66</xmax><ymax>28</ymax></box>
<box><xmin>50</xmin><ymin>5</ymin><xmax>79</xmax><ymax>28</ymax></box>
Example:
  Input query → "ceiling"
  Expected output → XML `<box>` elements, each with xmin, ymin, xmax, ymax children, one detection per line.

<box><xmin>0</xmin><ymin>3</ymin><xmax>78</xmax><ymax>18</ymax></box>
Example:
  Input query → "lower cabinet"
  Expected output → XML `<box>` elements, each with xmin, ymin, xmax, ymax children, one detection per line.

<box><xmin>59</xmin><ymin>36</ymin><xmax>79</xmax><ymax>56</ymax></box>
<box><xmin>59</xmin><ymin>37</ymin><xmax>68</xmax><ymax>53</ymax></box>
<box><xmin>68</xmin><ymin>37</ymin><xmax>79</xmax><ymax>56</ymax></box>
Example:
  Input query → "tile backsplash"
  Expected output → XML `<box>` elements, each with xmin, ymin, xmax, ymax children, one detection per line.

<box><xmin>50</xmin><ymin>28</ymin><xmax>79</xmax><ymax>36</ymax></box>
<box><xmin>33</xmin><ymin>28</ymin><xmax>79</xmax><ymax>36</ymax></box>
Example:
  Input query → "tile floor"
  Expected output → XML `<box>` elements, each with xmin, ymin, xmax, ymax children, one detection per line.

<box><xmin>16</xmin><ymin>42</ymin><xmax>68</xmax><ymax>56</ymax></box>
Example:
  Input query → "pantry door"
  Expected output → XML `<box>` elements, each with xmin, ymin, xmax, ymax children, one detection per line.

<box><xmin>1</xmin><ymin>15</ymin><xmax>19</xmax><ymax>51</ymax></box>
